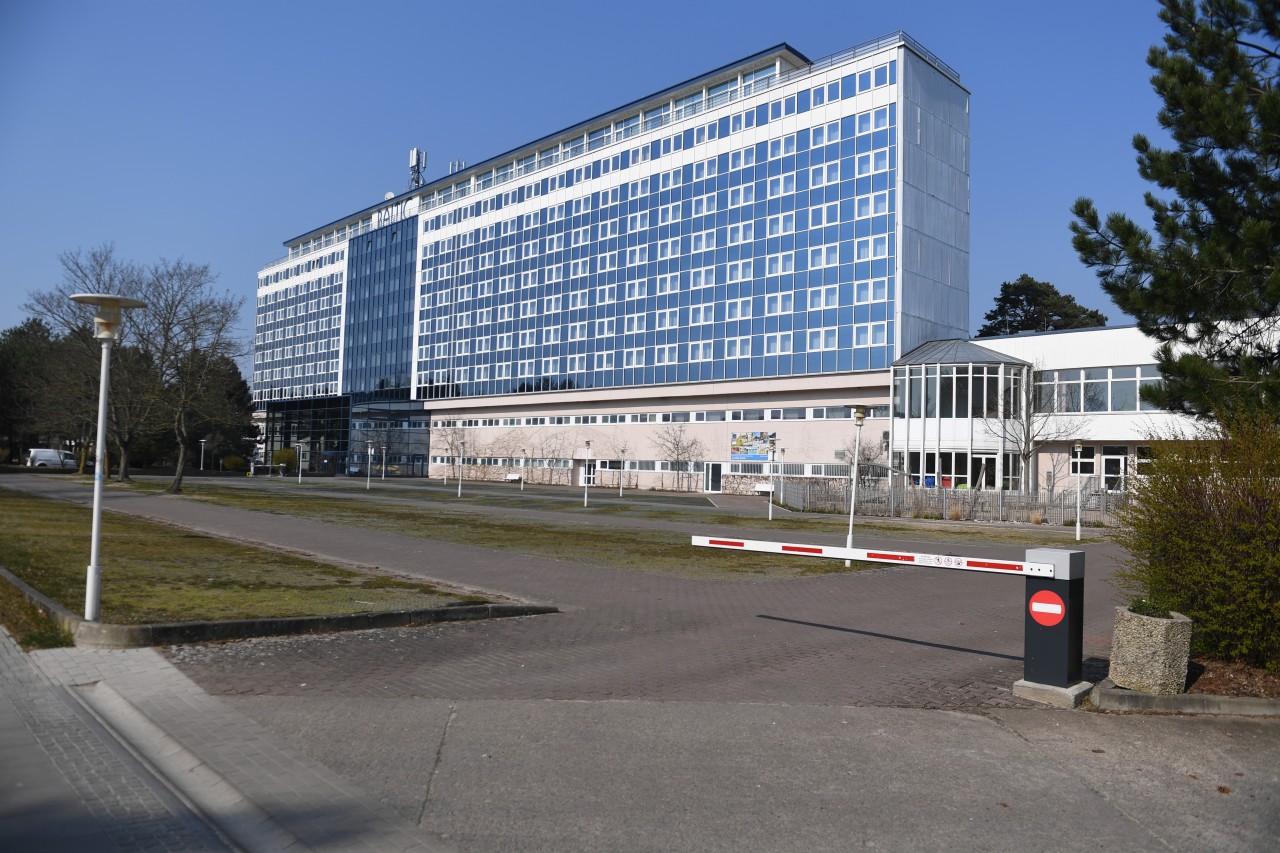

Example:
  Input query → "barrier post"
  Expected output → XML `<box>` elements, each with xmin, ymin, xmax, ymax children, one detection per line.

<box><xmin>1014</xmin><ymin>548</ymin><xmax>1090</xmax><ymax>707</ymax></box>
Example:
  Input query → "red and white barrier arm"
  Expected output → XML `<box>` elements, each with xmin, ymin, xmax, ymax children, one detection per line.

<box><xmin>691</xmin><ymin>535</ymin><xmax>1055</xmax><ymax>578</ymax></box>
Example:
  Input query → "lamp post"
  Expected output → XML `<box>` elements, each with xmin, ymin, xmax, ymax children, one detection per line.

<box><xmin>583</xmin><ymin>439</ymin><xmax>592</xmax><ymax>507</ymax></box>
<box><xmin>199</xmin><ymin>438</ymin><xmax>207</xmax><ymax>472</ymax></box>
<box><xmin>619</xmin><ymin>450</ymin><xmax>625</xmax><ymax>498</ymax></box>
<box><xmin>295</xmin><ymin>443</ymin><xmax>303</xmax><ymax>484</ymax></box>
<box><xmin>69</xmin><ymin>293</ymin><xmax>146</xmax><ymax>621</ymax></box>
<box><xmin>457</xmin><ymin>440</ymin><xmax>465</xmax><ymax>498</ymax></box>
<box><xmin>845</xmin><ymin>405</ymin><xmax>866</xmax><ymax>567</ymax></box>
<box><xmin>520</xmin><ymin>447</ymin><xmax>526</xmax><ymax>491</ymax></box>
<box><xmin>1074</xmin><ymin>440</ymin><xmax>1083</xmax><ymax>541</ymax></box>
<box><xmin>779</xmin><ymin>447</ymin><xmax>787</xmax><ymax>511</ymax></box>
<box><xmin>366</xmin><ymin>442</ymin><xmax>373</xmax><ymax>491</ymax></box>
<box><xmin>768</xmin><ymin>441</ymin><xmax>776</xmax><ymax>521</ymax></box>
<box><xmin>381</xmin><ymin>445</ymin><xmax>387</xmax><ymax>480</ymax></box>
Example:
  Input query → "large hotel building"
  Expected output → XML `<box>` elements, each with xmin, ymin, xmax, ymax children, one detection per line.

<box><xmin>255</xmin><ymin>32</ymin><xmax>969</xmax><ymax>490</ymax></box>
<box><xmin>254</xmin><ymin>32</ymin><xmax>1177</xmax><ymax>495</ymax></box>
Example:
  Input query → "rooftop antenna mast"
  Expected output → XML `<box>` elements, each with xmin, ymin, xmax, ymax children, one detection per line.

<box><xmin>408</xmin><ymin>147</ymin><xmax>427</xmax><ymax>190</ymax></box>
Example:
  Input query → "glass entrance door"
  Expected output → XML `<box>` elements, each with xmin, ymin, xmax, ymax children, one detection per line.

<box><xmin>1102</xmin><ymin>446</ymin><xmax>1128</xmax><ymax>491</ymax></box>
<box><xmin>704</xmin><ymin>463</ymin><xmax>723</xmax><ymax>493</ymax></box>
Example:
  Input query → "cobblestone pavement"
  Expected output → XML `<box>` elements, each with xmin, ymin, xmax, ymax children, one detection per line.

<box><xmin>7</xmin><ymin>477</ymin><xmax>1277</xmax><ymax>853</ymax></box>
<box><xmin>13</xmin><ymin>475</ymin><xmax>1123</xmax><ymax>710</ymax></box>
<box><xmin>0</xmin><ymin>628</ymin><xmax>228</xmax><ymax>852</ymax></box>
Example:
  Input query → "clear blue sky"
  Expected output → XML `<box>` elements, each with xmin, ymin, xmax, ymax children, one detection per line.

<box><xmin>0</xmin><ymin>0</ymin><xmax>1169</xmax><ymax>348</ymax></box>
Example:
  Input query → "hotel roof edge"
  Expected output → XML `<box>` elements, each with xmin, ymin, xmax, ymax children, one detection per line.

<box><xmin>275</xmin><ymin>32</ymin><xmax>955</xmax><ymax>252</ymax></box>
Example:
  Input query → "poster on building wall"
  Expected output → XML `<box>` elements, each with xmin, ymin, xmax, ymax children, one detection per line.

<box><xmin>730</xmin><ymin>432</ymin><xmax>776</xmax><ymax>461</ymax></box>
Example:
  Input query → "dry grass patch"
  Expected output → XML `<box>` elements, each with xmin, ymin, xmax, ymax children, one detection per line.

<box><xmin>0</xmin><ymin>487</ymin><xmax>470</xmax><ymax>624</ymax></box>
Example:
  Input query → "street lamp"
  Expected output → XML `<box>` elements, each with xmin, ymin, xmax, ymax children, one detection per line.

<box><xmin>583</xmin><ymin>439</ymin><xmax>592</xmax><ymax>507</ymax></box>
<box><xmin>779</xmin><ymin>447</ymin><xmax>787</xmax><ymax>511</ymax></box>
<box><xmin>457</xmin><ymin>440</ymin><xmax>465</xmax><ymax>498</ymax></box>
<box><xmin>520</xmin><ymin>447</ymin><xmax>527</xmax><ymax>491</ymax></box>
<box><xmin>295</xmin><ymin>443</ymin><xmax>303</xmax><ymax>484</ymax></box>
<box><xmin>845</xmin><ymin>405</ymin><xmax>866</xmax><ymax>567</ymax></box>
<box><xmin>381</xmin><ymin>445</ymin><xmax>387</xmax><ymax>480</ymax></box>
<box><xmin>366</xmin><ymin>442</ymin><xmax>373</xmax><ymax>491</ymax></box>
<box><xmin>1074</xmin><ymin>439</ymin><xmax>1083</xmax><ymax>541</ymax></box>
<box><xmin>69</xmin><ymin>292</ymin><xmax>146</xmax><ymax>621</ymax></box>
<box><xmin>199</xmin><ymin>438</ymin><xmax>207</xmax><ymax>472</ymax></box>
<box><xmin>619</xmin><ymin>449</ymin><xmax>625</xmax><ymax>498</ymax></box>
<box><xmin>768</xmin><ymin>440</ymin><xmax>776</xmax><ymax>521</ymax></box>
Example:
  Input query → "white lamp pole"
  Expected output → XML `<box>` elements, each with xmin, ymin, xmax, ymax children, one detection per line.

<box><xmin>69</xmin><ymin>293</ymin><xmax>146</xmax><ymax>622</ymax></box>
<box><xmin>457</xmin><ymin>440</ymin><xmax>465</xmax><ymax>498</ymax></box>
<box><xmin>583</xmin><ymin>440</ymin><xmax>592</xmax><ymax>507</ymax></box>
<box><xmin>768</xmin><ymin>442</ymin><xmax>775</xmax><ymax>521</ymax></box>
<box><xmin>520</xmin><ymin>447</ymin><xmax>526</xmax><ymax>491</ymax></box>
<box><xmin>366</xmin><ymin>442</ymin><xmax>373</xmax><ymax>491</ymax></box>
<box><xmin>199</xmin><ymin>438</ymin><xmax>207</xmax><ymax>472</ymax></box>
<box><xmin>779</xmin><ymin>447</ymin><xmax>787</xmax><ymax>510</ymax></box>
<box><xmin>845</xmin><ymin>406</ymin><xmax>866</xmax><ymax>567</ymax></box>
<box><xmin>619</xmin><ymin>451</ymin><xmax>625</xmax><ymax>498</ymax></box>
<box><xmin>381</xmin><ymin>445</ymin><xmax>387</xmax><ymax>480</ymax></box>
<box><xmin>295</xmin><ymin>443</ymin><xmax>303</xmax><ymax>484</ymax></box>
<box><xmin>1074</xmin><ymin>440</ymin><xmax>1083</xmax><ymax>541</ymax></box>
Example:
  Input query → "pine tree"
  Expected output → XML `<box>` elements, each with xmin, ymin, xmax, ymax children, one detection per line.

<box><xmin>975</xmin><ymin>274</ymin><xmax>1107</xmax><ymax>337</ymax></box>
<box><xmin>1071</xmin><ymin>0</ymin><xmax>1280</xmax><ymax>419</ymax></box>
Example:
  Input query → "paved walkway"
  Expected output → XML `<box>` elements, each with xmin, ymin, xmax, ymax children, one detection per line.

<box><xmin>2</xmin><ymin>475</ymin><xmax>1277</xmax><ymax>851</ymax></box>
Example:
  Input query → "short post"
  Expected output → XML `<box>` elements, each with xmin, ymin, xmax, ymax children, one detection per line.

<box><xmin>1074</xmin><ymin>440</ymin><xmax>1083</xmax><ymax>541</ymax></box>
<box><xmin>1014</xmin><ymin>548</ymin><xmax>1090</xmax><ymax>708</ymax></box>
<box><xmin>457</xmin><ymin>440</ymin><xmax>465</xmax><ymax>498</ymax></box>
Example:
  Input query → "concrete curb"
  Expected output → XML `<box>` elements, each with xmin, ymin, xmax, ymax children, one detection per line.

<box><xmin>1</xmin><ymin>567</ymin><xmax>557</xmax><ymax>649</ymax></box>
<box><xmin>1092</xmin><ymin>678</ymin><xmax>1280</xmax><ymax>717</ymax></box>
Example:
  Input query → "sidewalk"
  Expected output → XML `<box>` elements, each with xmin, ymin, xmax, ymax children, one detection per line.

<box><xmin>2</xmin><ymin>475</ymin><xmax>1277</xmax><ymax>851</ymax></box>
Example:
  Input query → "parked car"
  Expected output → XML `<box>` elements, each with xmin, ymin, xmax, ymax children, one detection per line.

<box><xmin>25</xmin><ymin>448</ymin><xmax>77</xmax><ymax>468</ymax></box>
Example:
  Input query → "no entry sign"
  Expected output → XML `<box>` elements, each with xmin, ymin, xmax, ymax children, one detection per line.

<box><xmin>1028</xmin><ymin>589</ymin><xmax>1066</xmax><ymax>627</ymax></box>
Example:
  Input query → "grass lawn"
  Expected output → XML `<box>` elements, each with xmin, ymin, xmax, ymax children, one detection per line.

<box><xmin>163</xmin><ymin>482</ymin><xmax>872</xmax><ymax>581</ymax></box>
<box><xmin>0</xmin><ymin>487</ymin><xmax>473</xmax><ymax>625</ymax></box>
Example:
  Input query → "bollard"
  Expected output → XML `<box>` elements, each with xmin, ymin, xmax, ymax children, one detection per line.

<box><xmin>1014</xmin><ymin>548</ymin><xmax>1090</xmax><ymax>707</ymax></box>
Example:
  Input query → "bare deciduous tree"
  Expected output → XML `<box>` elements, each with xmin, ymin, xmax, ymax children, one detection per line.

<box><xmin>25</xmin><ymin>245</ymin><xmax>248</xmax><ymax>489</ymax></box>
<box><xmin>980</xmin><ymin>364</ymin><xmax>1088</xmax><ymax>492</ymax></box>
<box><xmin>653</xmin><ymin>424</ymin><xmax>706</xmax><ymax>492</ymax></box>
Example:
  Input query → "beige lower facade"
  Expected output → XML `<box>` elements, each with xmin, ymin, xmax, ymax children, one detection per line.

<box><xmin>424</xmin><ymin>371</ymin><xmax>893</xmax><ymax>494</ymax></box>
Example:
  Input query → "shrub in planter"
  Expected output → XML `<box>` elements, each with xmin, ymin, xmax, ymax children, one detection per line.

<box><xmin>1115</xmin><ymin>412</ymin><xmax>1280</xmax><ymax>672</ymax></box>
<box><xmin>1109</xmin><ymin>605</ymin><xmax>1193</xmax><ymax>694</ymax></box>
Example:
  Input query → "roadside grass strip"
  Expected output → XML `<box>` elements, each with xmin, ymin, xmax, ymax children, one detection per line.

<box><xmin>0</xmin><ymin>487</ymin><xmax>470</xmax><ymax>625</ymax></box>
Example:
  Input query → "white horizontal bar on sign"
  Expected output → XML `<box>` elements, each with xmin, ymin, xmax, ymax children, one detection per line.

<box><xmin>690</xmin><ymin>536</ymin><xmax>1055</xmax><ymax>578</ymax></box>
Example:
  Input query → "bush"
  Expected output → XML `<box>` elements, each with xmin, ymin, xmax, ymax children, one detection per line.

<box><xmin>222</xmin><ymin>455</ymin><xmax>245</xmax><ymax>472</ymax></box>
<box><xmin>1116</xmin><ymin>412</ymin><xmax>1280</xmax><ymax>670</ymax></box>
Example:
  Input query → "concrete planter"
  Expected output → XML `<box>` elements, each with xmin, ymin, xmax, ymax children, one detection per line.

<box><xmin>1109</xmin><ymin>606</ymin><xmax>1193</xmax><ymax>695</ymax></box>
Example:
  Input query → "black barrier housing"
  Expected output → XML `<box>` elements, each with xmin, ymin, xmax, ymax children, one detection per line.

<box><xmin>1021</xmin><ymin>549</ymin><xmax>1086</xmax><ymax>689</ymax></box>
<box><xmin>1023</xmin><ymin>576</ymin><xmax>1085</xmax><ymax>687</ymax></box>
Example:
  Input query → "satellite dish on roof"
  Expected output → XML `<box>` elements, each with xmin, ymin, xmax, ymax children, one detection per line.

<box><xmin>384</xmin><ymin>192</ymin><xmax>395</xmax><ymax>200</ymax></box>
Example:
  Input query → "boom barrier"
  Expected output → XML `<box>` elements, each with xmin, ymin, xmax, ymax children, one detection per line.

<box><xmin>692</xmin><ymin>534</ymin><xmax>1090</xmax><ymax>706</ymax></box>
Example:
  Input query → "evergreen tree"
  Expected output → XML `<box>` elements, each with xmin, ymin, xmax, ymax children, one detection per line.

<box><xmin>1071</xmin><ymin>0</ymin><xmax>1280</xmax><ymax>418</ymax></box>
<box><xmin>975</xmin><ymin>274</ymin><xmax>1108</xmax><ymax>337</ymax></box>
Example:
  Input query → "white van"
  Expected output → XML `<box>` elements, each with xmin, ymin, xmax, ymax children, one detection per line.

<box><xmin>25</xmin><ymin>448</ymin><xmax>77</xmax><ymax>468</ymax></box>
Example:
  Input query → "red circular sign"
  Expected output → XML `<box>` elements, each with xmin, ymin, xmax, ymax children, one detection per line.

<box><xmin>1029</xmin><ymin>590</ymin><xmax>1066</xmax><ymax>627</ymax></box>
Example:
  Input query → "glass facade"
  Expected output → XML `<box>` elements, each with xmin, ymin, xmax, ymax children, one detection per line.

<box><xmin>415</xmin><ymin>72</ymin><xmax>903</xmax><ymax>400</ymax></box>
<box><xmin>343</xmin><ymin>218</ymin><xmax>418</xmax><ymax>402</ymax></box>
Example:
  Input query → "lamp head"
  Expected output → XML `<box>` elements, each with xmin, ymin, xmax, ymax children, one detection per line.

<box><xmin>847</xmin><ymin>404</ymin><xmax>866</xmax><ymax>427</ymax></box>
<box><xmin>69</xmin><ymin>293</ymin><xmax>147</xmax><ymax>341</ymax></box>
<box><xmin>1074</xmin><ymin>440</ymin><xmax>1083</xmax><ymax>452</ymax></box>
